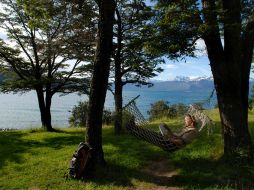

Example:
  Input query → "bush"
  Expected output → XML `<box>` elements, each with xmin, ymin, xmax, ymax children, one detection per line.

<box><xmin>147</xmin><ymin>100</ymin><xmax>189</xmax><ymax>120</ymax></box>
<box><xmin>147</xmin><ymin>100</ymin><xmax>170</xmax><ymax>120</ymax></box>
<box><xmin>192</xmin><ymin>102</ymin><xmax>205</xmax><ymax>110</ymax></box>
<box><xmin>122</xmin><ymin>111</ymin><xmax>136</xmax><ymax>132</ymax></box>
<box><xmin>69</xmin><ymin>101</ymin><xmax>114</xmax><ymax>127</ymax></box>
<box><xmin>103</xmin><ymin>109</ymin><xmax>114</xmax><ymax>125</ymax></box>
<box><xmin>69</xmin><ymin>101</ymin><xmax>89</xmax><ymax>127</ymax></box>
<box><xmin>173</xmin><ymin>103</ymin><xmax>189</xmax><ymax>115</ymax></box>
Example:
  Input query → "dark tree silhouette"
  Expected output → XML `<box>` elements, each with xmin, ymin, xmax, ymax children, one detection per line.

<box><xmin>0</xmin><ymin>0</ymin><xmax>95</xmax><ymax>131</ymax></box>
<box><xmin>86</xmin><ymin>0</ymin><xmax>116</xmax><ymax>166</ymax></box>
<box><xmin>147</xmin><ymin>0</ymin><xmax>254</xmax><ymax>157</ymax></box>
<box><xmin>112</xmin><ymin>0</ymin><xmax>163</xmax><ymax>134</ymax></box>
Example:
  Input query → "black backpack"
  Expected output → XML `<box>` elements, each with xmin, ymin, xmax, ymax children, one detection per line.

<box><xmin>69</xmin><ymin>142</ymin><xmax>92</xmax><ymax>179</ymax></box>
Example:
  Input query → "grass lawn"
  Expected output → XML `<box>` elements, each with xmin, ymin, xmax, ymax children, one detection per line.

<box><xmin>0</xmin><ymin>109</ymin><xmax>254</xmax><ymax>190</ymax></box>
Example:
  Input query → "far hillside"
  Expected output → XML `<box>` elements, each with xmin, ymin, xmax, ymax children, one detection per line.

<box><xmin>124</xmin><ymin>76</ymin><xmax>254</xmax><ymax>92</ymax></box>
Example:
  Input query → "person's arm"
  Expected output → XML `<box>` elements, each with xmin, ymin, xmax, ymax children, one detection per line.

<box><xmin>170</xmin><ymin>136</ymin><xmax>185</xmax><ymax>146</ymax></box>
<box><xmin>180</xmin><ymin>129</ymin><xmax>198</xmax><ymax>144</ymax></box>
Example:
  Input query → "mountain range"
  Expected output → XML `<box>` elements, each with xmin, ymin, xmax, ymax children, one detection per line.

<box><xmin>124</xmin><ymin>76</ymin><xmax>254</xmax><ymax>92</ymax></box>
<box><xmin>1</xmin><ymin>75</ymin><xmax>253</xmax><ymax>92</ymax></box>
<box><xmin>124</xmin><ymin>76</ymin><xmax>213</xmax><ymax>91</ymax></box>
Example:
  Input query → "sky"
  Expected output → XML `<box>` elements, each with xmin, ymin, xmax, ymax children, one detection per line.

<box><xmin>0</xmin><ymin>27</ymin><xmax>212</xmax><ymax>82</ymax></box>
<box><xmin>0</xmin><ymin>0</ymin><xmax>212</xmax><ymax>81</ymax></box>
<box><xmin>152</xmin><ymin>38</ymin><xmax>212</xmax><ymax>81</ymax></box>
<box><xmin>145</xmin><ymin>0</ymin><xmax>212</xmax><ymax>81</ymax></box>
<box><xmin>154</xmin><ymin>56</ymin><xmax>211</xmax><ymax>81</ymax></box>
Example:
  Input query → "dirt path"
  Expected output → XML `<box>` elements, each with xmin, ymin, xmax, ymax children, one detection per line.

<box><xmin>139</xmin><ymin>158</ymin><xmax>181</xmax><ymax>190</ymax></box>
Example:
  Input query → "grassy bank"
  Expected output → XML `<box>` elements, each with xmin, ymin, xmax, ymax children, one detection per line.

<box><xmin>0</xmin><ymin>109</ymin><xmax>253</xmax><ymax>190</ymax></box>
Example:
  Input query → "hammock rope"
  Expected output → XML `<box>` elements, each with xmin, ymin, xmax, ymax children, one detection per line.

<box><xmin>123</xmin><ymin>97</ymin><xmax>214</xmax><ymax>152</ymax></box>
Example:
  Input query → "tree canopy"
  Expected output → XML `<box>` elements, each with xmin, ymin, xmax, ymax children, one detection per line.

<box><xmin>0</xmin><ymin>0</ymin><xmax>96</xmax><ymax>130</ymax></box>
<box><xmin>145</xmin><ymin>0</ymin><xmax>254</xmax><ymax>157</ymax></box>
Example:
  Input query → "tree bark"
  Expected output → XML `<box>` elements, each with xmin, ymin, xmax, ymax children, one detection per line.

<box><xmin>114</xmin><ymin>8</ymin><xmax>123</xmax><ymax>134</ymax></box>
<box><xmin>202</xmin><ymin>0</ymin><xmax>253</xmax><ymax>157</ymax></box>
<box><xmin>114</xmin><ymin>80</ymin><xmax>123</xmax><ymax>134</ymax></box>
<box><xmin>35</xmin><ymin>87</ymin><xmax>54</xmax><ymax>131</ymax></box>
<box><xmin>86</xmin><ymin>0</ymin><xmax>116</xmax><ymax>166</ymax></box>
<box><xmin>45</xmin><ymin>88</ymin><xmax>53</xmax><ymax>131</ymax></box>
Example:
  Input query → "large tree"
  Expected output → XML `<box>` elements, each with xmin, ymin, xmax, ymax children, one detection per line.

<box><xmin>147</xmin><ymin>0</ymin><xmax>254</xmax><ymax>157</ymax></box>
<box><xmin>0</xmin><ymin>0</ymin><xmax>95</xmax><ymax>131</ymax></box>
<box><xmin>86</xmin><ymin>0</ymin><xmax>116</xmax><ymax>166</ymax></box>
<box><xmin>112</xmin><ymin>0</ymin><xmax>163</xmax><ymax>134</ymax></box>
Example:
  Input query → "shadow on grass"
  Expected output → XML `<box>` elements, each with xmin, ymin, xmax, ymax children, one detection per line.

<box><xmin>0</xmin><ymin>131</ymin><xmax>29</xmax><ymax>169</ymax></box>
<box><xmin>81</xmin><ymin>157</ymin><xmax>254</xmax><ymax>190</ymax></box>
<box><xmin>1</xmin><ymin>125</ymin><xmax>254</xmax><ymax>189</ymax></box>
<box><xmin>0</xmin><ymin>128</ymin><xmax>85</xmax><ymax>170</ymax></box>
<box><xmin>92</xmin><ymin>123</ymin><xmax>254</xmax><ymax>189</ymax></box>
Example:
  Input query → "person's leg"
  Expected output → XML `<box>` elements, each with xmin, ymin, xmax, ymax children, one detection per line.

<box><xmin>159</xmin><ymin>123</ymin><xmax>174</xmax><ymax>138</ymax></box>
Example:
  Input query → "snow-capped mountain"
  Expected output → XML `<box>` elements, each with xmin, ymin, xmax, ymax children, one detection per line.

<box><xmin>124</xmin><ymin>76</ymin><xmax>215</xmax><ymax>91</ymax></box>
<box><xmin>173</xmin><ymin>76</ymin><xmax>213</xmax><ymax>82</ymax></box>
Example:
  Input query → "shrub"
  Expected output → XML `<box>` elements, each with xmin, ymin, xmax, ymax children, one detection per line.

<box><xmin>103</xmin><ymin>109</ymin><xmax>114</xmax><ymax>125</ymax></box>
<box><xmin>147</xmin><ymin>100</ymin><xmax>170</xmax><ymax>120</ymax></box>
<box><xmin>122</xmin><ymin>111</ymin><xmax>136</xmax><ymax>132</ymax></box>
<box><xmin>69</xmin><ymin>101</ymin><xmax>114</xmax><ymax>127</ymax></box>
<box><xmin>173</xmin><ymin>103</ymin><xmax>189</xmax><ymax>115</ymax></box>
<box><xmin>147</xmin><ymin>101</ymin><xmax>189</xmax><ymax>120</ymax></box>
<box><xmin>192</xmin><ymin>102</ymin><xmax>205</xmax><ymax>110</ymax></box>
<box><xmin>69</xmin><ymin>101</ymin><xmax>89</xmax><ymax>127</ymax></box>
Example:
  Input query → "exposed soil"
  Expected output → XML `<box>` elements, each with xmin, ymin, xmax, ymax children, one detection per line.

<box><xmin>143</xmin><ymin>158</ymin><xmax>178</xmax><ymax>178</ymax></box>
<box><xmin>140</xmin><ymin>158</ymin><xmax>181</xmax><ymax>190</ymax></box>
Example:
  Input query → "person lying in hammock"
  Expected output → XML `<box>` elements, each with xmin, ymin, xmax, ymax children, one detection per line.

<box><xmin>159</xmin><ymin>114</ymin><xmax>198</xmax><ymax>146</ymax></box>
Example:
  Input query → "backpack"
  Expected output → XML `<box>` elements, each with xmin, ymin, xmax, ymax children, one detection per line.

<box><xmin>69</xmin><ymin>142</ymin><xmax>92</xmax><ymax>179</ymax></box>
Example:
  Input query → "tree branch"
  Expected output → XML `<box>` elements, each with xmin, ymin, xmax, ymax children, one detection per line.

<box><xmin>201</xmin><ymin>0</ymin><xmax>224</xmax><ymax>65</ymax></box>
<box><xmin>0</xmin><ymin>51</ymin><xmax>26</xmax><ymax>80</ymax></box>
<box><xmin>51</xmin><ymin>60</ymin><xmax>81</xmax><ymax>94</ymax></box>
<box><xmin>6</xmin><ymin>23</ymin><xmax>35</xmax><ymax>70</ymax></box>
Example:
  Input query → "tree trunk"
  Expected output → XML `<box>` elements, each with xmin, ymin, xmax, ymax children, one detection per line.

<box><xmin>215</xmin><ymin>76</ymin><xmax>252</xmax><ymax>156</ymax></box>
<box><xmin>35</xmin><ymin>87</ymin><xmax>54</xmax><ymax>131</ymax></box>
<box><xmin>202</xmin><ymin>0</ymin><xmax>253</xmax><ymax>157</ymax></box>
<box><xmin>86</xmin><ymin>0</ymin><xmax>116</xmax><ymax>167</ymax></box>
<box><xmin>114</xmin><ymin>80</ymin><xmax>123</xmax><ymax>134</ymax></box>
<box><xmin>114</xmin><ymin>8</ymin><xmax>123</xmax><ymax>134</ymax></box>
<box><xmin>45</xmin><ymin>88</ymin><xmax>53</xmax><ymax>131</ymax></box>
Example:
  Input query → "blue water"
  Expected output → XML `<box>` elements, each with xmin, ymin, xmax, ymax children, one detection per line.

<box><xmin>0</xmin><ymin>89</ymin><xmax>217</xmax><ymax>129</ymax></box>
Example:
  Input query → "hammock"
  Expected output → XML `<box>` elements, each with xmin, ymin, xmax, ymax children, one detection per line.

<box><xmin>123</xmin><ymin>96</ymin><xmax>214</xmax><ymax>152</ymax></box>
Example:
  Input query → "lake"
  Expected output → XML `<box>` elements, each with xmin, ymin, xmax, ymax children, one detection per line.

<box><xmin>0</xmin><ymin>89</ymin><xmax>217</xmax><ymax>129</ymax></box>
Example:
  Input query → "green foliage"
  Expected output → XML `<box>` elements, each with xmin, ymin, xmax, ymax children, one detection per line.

<box><xmin>122</xmin><ymin>110</ymin><xmax>135</xmax><ymax>131</ymax></box>
<box><xmin>143</xmin><ymin>0</ymin><xmax>202</xmax><ymax>59</ymax></box>
<box><xmin>144</xmin><ymin>0</ymin><xmax>253</xmax><ymax>60</ymax></box>
<box><xmin>248</xmin><ymin>86</ymin><xmax>254</xmax><ymax>110</ymax></box>
<box><xmin>69</xmin><ymin>101</ymin><xmax>89</xmax><ymax>127</ymax></box>
<box><xmin>147</xmin><ymin>100</ymin><xmax>170</xmax><ymax>120</ymax></box>
<box><xmin>112</xmin><ymin>0</ymin><xmax>164</xmax><ymax>88</ymax></box>
<box><xmin>0</xmin><ymin>0</ymin><xmax>96</xmax><ymax>94</ymax></box>
<box><xmin>69</xmin><ymin>101</ymin><xmax>114</xmax><ymax>127</ymax></box>
<box><xmin>103</xmin><ymin>110</ymin><xmax>114</xmax><ymax>125</ymax></box>
<box><xmin>147</xmin><ymin>100</ymin><xmax>189</xmax><ymax>120</ymax></box>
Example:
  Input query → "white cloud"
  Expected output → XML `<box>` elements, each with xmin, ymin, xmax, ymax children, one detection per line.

<box><xmin>194</xmin><ymin>39</ymin><xmax>207</xmax><ymax>57</ymax></box>
<box><xmin>163</xmin><ymin>64</ymin><xmax>178</xmax><ymax>69</ymax></box>
<box><xmin>189</xmin><ymin>75</ymin><xmax>200</xmax><ymax>80</ymax></box>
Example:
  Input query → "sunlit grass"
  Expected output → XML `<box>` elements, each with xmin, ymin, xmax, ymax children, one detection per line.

<box><xmin>0</xmin><ymin>109</ymin><xmax>253</xmax><ymax>189</ymax></box>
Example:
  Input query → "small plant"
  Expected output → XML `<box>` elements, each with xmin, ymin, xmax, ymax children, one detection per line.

<box><xmin>69</xmin><ymin>101</ymin><xmax>89</xmax><ymax>127</ymax></box>
<box><xmin>147</xmin><ymin>100</ymin><xmax>189</xmax><ymax>120</ymax></box>
<box><xmin>147</xmin><ymin>100</ymin><xmax>170</xmax><ymax>120</ymax></box>
<box><xmin>122</xmin><ymin>111</ymin><xmax>136</xmax><ymax>132</ymax></box>
<box><xmin>103</xmin><ymin>109</ymin><xmax>114</xmax><ymax>125</ymax></box>
<box><xmin>69</xmin><ymin>101</ymin><xmax>114</xmax><ymax>127</ymax></box>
